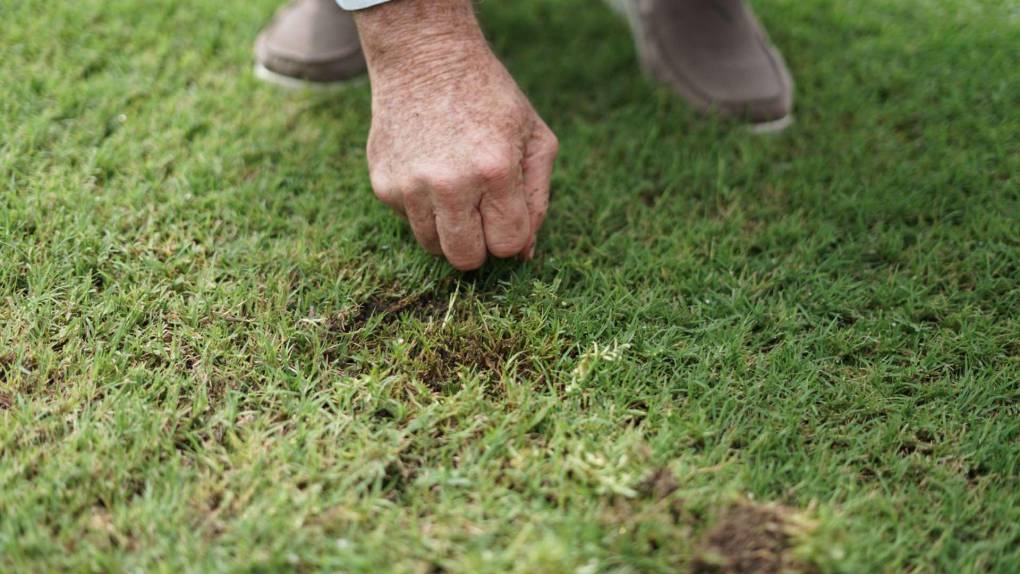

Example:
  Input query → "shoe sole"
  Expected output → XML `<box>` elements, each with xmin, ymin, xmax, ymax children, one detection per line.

<box><xmin>748</xmin><ymin>114</ymin><xmax>794</xmax><ymax>135</ymax></box>
<box><xmin>254</xmin><ymin>62</ymin><xmax>353</xmax><ymax>91</ymax></box>
<box><xmin>607</xmin><ymin>0</ymin><xmax>794</xmax><ymax>134</ymax></box>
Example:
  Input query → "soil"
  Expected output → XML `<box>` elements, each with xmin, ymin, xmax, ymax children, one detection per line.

<box><xmin>691</xmin><ymin>502</ymin><xmax>814</xmax><ymax>574</ymax></box>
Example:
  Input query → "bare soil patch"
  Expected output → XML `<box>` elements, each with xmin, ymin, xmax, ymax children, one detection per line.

<box><xmin>692</xmin><ymin>502</ymin><xmax>816</xmax><ymax>574</ymax></box>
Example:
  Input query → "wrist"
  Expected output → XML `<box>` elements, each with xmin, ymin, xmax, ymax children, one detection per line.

<box><xmin>354</xmin><ymin>0</ymin><xmax>492</xmax><ymax>92</ymax></box>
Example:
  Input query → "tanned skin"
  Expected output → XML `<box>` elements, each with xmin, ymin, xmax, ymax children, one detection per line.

<box><xmin>354</xmin><ymin>0</ymin><xmax>559</xmax><ymax>270</ymax></box>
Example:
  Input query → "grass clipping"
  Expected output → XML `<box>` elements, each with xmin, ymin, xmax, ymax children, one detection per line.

<box><xmin>692</xmin><ymin>501</ymin><xmax>818</xmax><ymax>574</ymax></box>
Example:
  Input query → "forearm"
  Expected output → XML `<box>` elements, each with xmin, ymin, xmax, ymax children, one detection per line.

<box><xmin>352</xmin><ymin>0</ymin><xmax>491</xmax><ymax>91</ymax></box>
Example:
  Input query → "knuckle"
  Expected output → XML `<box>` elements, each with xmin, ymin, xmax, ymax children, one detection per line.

<box><xmin>369</xmin><ymin>169</ymin><xmax>390</xmax><ymax>193</ymax></box>
<box><xmin>477</xmin><ymin>162</ymin><xmax>513</xmax><ymax>187</ymax></box>
<box><xmin>546</xmin><ymin>132</ymin><xmax>560</xmax><ymax>156</ymax></box>
<box><xmin>472</xmin><ymin>149</ymin><xmax>515</xmax><ymax>189</ymax></box>
<box><xmin>370</xmin><ymin>173</ymin><xmax>399</xmax><ymax>205</ymax></box>
<box><xmin>426</xmin><ymin>173</ymin><xmax>470</xmax><ymax>205</ymax></box>
<box><xmin>422</xmin><ymin>169</ymin><xmax>456</xmax><ymax>192</ymax></box>
<box><xmin>537</xmin><ymin>131</ymin><xmax>559</xmax><ymax>160</ymax></box>
<box><xmin>412</xmin><ymin>163</ymin><xmax>454</xmax><ymax>190</ymax></box>
<box><xmin>399</xmin><ymin>181</ymin><xmax>427</xmax><ymax>202</ymax></box>
<box><xmin>374</xmin><ymin>188</ymin><xmax>399</xmax><ymax>205</ymax></box>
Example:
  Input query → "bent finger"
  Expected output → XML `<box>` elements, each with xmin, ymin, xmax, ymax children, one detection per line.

<box><xmin>479</xmin><ymin>167</ymin><xmax>530</xmax><ymax>258</ymax></box>
<box><xmin>435</xmin><ymin>204</ymin><xmax>487</xmax><ymax>271</ymax></box>
<box><xmin>403</xmin><ymin>192</ymin><xmax>442</xmax><ymax>255</ymax></box>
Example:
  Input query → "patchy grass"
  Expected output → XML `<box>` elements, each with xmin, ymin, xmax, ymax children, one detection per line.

<box><xmin>1</xmin><ymin>0</ymin><xmax>1019</xmax><ymax>572</ymax></box>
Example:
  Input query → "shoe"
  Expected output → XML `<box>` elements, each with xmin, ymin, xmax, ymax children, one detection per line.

<box><xmin>609</xmin><ymin>0</ymin><xmax>794</xmax><ymax>130</ymax></box>
<box><xmin>254</xmin><ymin>0</ymin><xmax>367</xmax><ymax>88</ymax></box>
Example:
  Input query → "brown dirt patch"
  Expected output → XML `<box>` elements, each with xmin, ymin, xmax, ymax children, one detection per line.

<box><xmin>638</xmin><ymin>466</ymin><xmax>681</xmax><ymax>500</ymax></box>
<box><xmin>0</xmin><ymin>389</ymin><xmax>11</xmax><ymax>410</ymax></box>
<box><xmin>331</xmin><ymin>280</ymin><xmax>456</xmax><ymax>335</ymax></box>
<box><xmin>407</xmin><ymin>327</ymin><xmax>541</xmax><ymax>392</ymax></box>
<box><xmin>692</xmin><ymin>502</ymin><xmax>816</xmax><ymax>574</ymax></box>
<box><xmin>325</xmin><ymin>279</ymin><xmax>563</xmax><ymax>391</ymax></box>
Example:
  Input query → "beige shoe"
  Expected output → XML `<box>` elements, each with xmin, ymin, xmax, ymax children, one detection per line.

<box><xmin>254</xmin><ymin>0</ymin><xmax>366</xmax><ymax>88</ymax></box>
<box><xmin>610</xmin><ymin>0</ymin><xmax>794</xmax><ymax>131</ymax></box>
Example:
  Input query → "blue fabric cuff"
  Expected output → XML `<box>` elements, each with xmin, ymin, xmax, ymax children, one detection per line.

<box><xmin>337</xmin><ymin>0</ymin><xmax>392</xmax><ymax>10</ymax></box>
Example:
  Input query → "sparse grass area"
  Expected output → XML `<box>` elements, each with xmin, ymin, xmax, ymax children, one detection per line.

<box><xmin>1</xmin><ymin>0</ymin><xmax>1018</xmax><ymax>571</ymax></box>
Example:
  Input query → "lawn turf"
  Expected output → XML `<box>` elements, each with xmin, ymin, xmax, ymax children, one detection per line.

<box><xmin>1</xmin><ymin>0</ymin><xmax>1018</xmax><ymax>572</ymax></box>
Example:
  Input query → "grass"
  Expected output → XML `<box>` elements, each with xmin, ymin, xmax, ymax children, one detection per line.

<box><xmin>1</xmin><ymin>0</ymin><xmax>1018</xmax><ymax>571</ymax></box>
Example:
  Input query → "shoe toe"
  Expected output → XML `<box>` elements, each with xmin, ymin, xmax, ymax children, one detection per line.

<box><xmin>713</xmin><ymin>49</ymin><xmax>794</xmax><ymax>123</ymax></box>
<box><xmin>631</xmin><ymin>0</ymin><xmax>795</xmax><ymax>126</ymax></box>
<box><xmin>254</xmin><ymin>0</ymin><xmax>365</xmax><ymax>84</ymax></box>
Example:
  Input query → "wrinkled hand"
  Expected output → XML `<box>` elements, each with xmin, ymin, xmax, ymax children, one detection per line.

<box><xmin>356</xmin><ymin>2</ymin><xmax>558</xmax><ymax>270</ymax></box>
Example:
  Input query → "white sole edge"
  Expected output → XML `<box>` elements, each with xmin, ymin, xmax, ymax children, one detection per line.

<box><xmin>748</xmin><ymin>114</ymin><xmax>794</xmax><ymax>134</ymax></box>
<box><xmin>254</xmin><ymin>63</ymin><xmax>349</xmax><ymax>91</ymax></box>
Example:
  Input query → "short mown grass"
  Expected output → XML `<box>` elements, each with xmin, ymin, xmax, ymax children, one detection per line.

<box><xmin>1</xmin><ymin>0</ymin><xmax>1018</xmax><ymax>572</ymax></box>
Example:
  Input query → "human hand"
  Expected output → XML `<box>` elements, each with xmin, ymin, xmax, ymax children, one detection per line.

<box><xmin>355</xmin><ymin>0</ymin><xmax>558</xmax><ymax>270</ymax></box>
